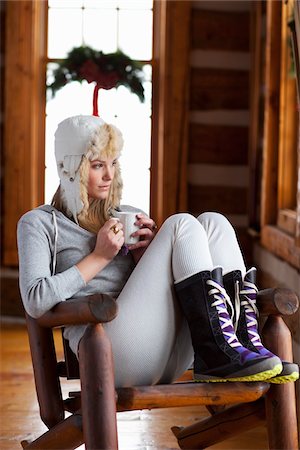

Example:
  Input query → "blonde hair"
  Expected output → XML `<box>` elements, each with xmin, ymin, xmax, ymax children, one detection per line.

<box><xmin>52</xmin><ymin>123</ymin><xmax>123</xmax><ymax>233</ymax></box>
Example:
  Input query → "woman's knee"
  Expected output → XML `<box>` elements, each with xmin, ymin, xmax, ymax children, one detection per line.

<box><xmin>162</xmin><ymin>213</ymin><xmax>199</xmax><ymax>229</ymax></box>
<box><xmin>197</xmin><ymin>212</ymin><xmax>236</xmax><ymax>235</ymax></box>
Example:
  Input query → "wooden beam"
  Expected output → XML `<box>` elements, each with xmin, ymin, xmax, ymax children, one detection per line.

<box><xmin>260</xmin><ymin>0</ymin><xmax>282</xmax><ymax>227</ymax></box>
<box><xmin>293</xmin><ymin>1</ymin><xmax>300</xmax><ymax>247</ymax></box>
<box><xmin>151</xmin><ymin>0</ymin><xmax>191</xmax><ymax>224</ymax></box>
<box><xmin>248</xmin><ymin>0</ymin><xmax>263</xmax><ymax>230</ymax></box>
<box><xmin>116</xmin><ymin>382</ymin><xmax>269</xmax><ymax>412</ymax></box>
<box><xmin>263</xmin><ymin>315</ymin><xmax>299</xmax><ymax>450</ymax></box>
<box><xmin>3</xmin><ymin>0</ymin><xmax>47</xmax><ymax>265</ymax></box>
<box><xmin>172</xmin><ymin>399</ymin><xmax>265</xmax><ymax>450</ymax></box>
<box><xmin>278</xmin><ymin>0</ymin><xmax>298</xmax><ymax>211</ymax></box>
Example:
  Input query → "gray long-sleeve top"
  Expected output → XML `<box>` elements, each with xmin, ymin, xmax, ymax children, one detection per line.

<box><xmin>17</xmin><ymin>204</ymin><xmax>137</xmax><ymax>319</ymax></box>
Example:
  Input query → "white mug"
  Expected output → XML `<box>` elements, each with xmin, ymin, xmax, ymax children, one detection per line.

<box><xmin>114</xmin><ymin>211</ymin><xmax>141</xmax><ymax>245</ymax></box>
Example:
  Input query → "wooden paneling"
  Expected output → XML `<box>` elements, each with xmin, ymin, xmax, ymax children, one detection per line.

<box><xmin>189</xmin><ymin>124</ymin><xmax>248</xmax><ymax>165</ymax></box>
<box><xmin>191</xmin><ymin>9</ymin><xmax>250</xmax><ymax>51</ymax></box>
<box><xmin>188</xmin><ymin>185</ymin><xmax>247</xmax><ymax>215</ymax></box>
<box><xmin>188</xmin><ymin>165</ymin><xmax>248</xmax><ymax>188</ymax></box>
<box><xmin>190</xmin><ymin>68</ymin><xmax>249</xmax><ymax>110</ymax></box>
<box><xmin>187</xmin><ymin>4</ymin><xmax>251</xmax><ymax>267</ymax></box>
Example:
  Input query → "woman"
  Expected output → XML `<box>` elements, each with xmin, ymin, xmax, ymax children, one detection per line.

<box><xmin>17</xmin><ymin>115</ymin><xmax>298</xmax><ymax>387</ymax></box>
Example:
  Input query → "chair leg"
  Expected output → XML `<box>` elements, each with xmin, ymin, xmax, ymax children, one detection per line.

<box><xmin>262</xmin><ymin>315</ymin><xmax>299</xmax><ymax>450</ymax></box>
<box><xmin>21</xmin><ymin>413</ymin><xmax>83</xmax><ymax>449</ymax></box>
<box><xmin>79</xmin><ymin>323</ymin><xmax>118</xmax><ymax>450</ymax></box>
<box><xmin>171</xmin><ymin>398</ymin><xmax>265</xmax><ymax>449</ymax></box>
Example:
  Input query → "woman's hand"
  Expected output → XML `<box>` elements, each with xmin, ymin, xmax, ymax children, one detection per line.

<box><xmin>76</xmin><ymin>218</ymin><xmax>124</xmax><ymax>283</ymax></box>
<box><xmin>93</xmin><ymin>218</ymin><xmax>125</xmax><ymax>261</ymax></box>
<box><xmin>128</xmin><ymin>213</ymin><xmax>158</xmax><ymax>262</ymax></box>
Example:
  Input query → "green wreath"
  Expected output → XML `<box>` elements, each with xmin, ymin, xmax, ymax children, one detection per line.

<box><xmin>48</xmin><ymin>46</ymin><xmax>145</xmax><ymax>116</ymax></box>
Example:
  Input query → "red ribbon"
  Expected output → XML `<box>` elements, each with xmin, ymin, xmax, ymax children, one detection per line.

<box><xmin>93</xmin><ymin>84</ymin><xmax>100</xmax><ymax>116</ymax></box>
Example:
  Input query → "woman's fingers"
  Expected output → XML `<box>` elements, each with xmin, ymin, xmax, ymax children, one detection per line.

<box><xmin>107</xmin><ymin>218</ymin><xmax>122</xmax><ymax>232</ymax></box>
<box><xmin>132</xmin><ymin>227</ymin><xmax>153</xmax><ymax>240</ymax></box>
<box><xmin>94</xmin><ymin>219</ymin><xmax>124</xmax><ymax>260</ymax></box>
<box><xmin>108</xmin><ymin>219</ymin><xmax>124</xmax><ymax>245</ymax></box>
<box><xmin>126</xmin><ymin>214</ymin><xmax>158</xmax><ymax>251</ymax></box>
<box><xmin>135</xmin><ymin>214</ymin><xmax>158</xmax><ymax>232</ymax></box>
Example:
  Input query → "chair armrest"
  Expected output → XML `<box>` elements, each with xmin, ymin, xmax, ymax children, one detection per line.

<box><xmin>257</xmin><ymin>288</ymin><xmax>299</xmax><ymax>316</ymax></box>
<box><xmin>37</xmin><ymin>293</ymin><xmax>118</xmax><ymax>328</ymax></box>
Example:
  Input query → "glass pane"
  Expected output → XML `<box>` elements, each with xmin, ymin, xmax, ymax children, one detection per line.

<box><xmin>49</xmin><ymin>0</ymin><xmax>83</xmax><ymax>7</ymax></box>
<box><xmin>47</xmin><ymin>81</ymin><xmax>95</xmax><ymax>118</ymax></box>
<box><xmin>143</xmin><ymin>63</ymin><xmax>152</xmax><ymax>82</ymax></box>
<box><xmin>45</xmin><ymin>118</ymin><xmax>60</xmax><ymax>204</ymax></box>
<box><xmin>118</xmin><ymin>0</ymin><xmax>153</xmax><ymax>9</ymax></box>
<box><xmin>118</xmin><ymin>9</ymin><xmax>152</xmax><ymax>60</ymax></box>
<box><xmin>48</xmin><ymin>9</ymin><xmax>83</xmax><ymax>58</ymax></box>
<box><xmin>46</xmin><ymin>3</ymin><xmax>153</xmax><ymax>212</ymax></box>
<box><xmin>83</xmin><ymin>9</ymin><xmax>118</xmax><ymax>52</ymax></box>
<box><xmin>45</xmin><ymin>81</ymin><xmax>151</xmax><ymax>212</ymax></box>
<box><xmin>84</xmin><ymin>0</ymin><xmax>118</xmax><ymax>7</ymax></box>
<box><xmin>117</xmin><ymin>115</ymin><xmax>151</xmax><ymax>213</ymax></box>
<box><xmin>109</xmin><ymin>84</ymin><xmax>151</xmax><ymax>118</ymax></box>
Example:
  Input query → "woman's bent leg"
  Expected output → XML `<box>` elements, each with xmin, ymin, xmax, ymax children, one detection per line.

<box><xmin>197</xmin><ymin>212</ymin><xmax>246</xmax><ymax>276</ymax></box>
<box><xmin>104</xmin><ymin>213</ymin><xmax>214</xmax><ymax>387</ymax></box>
<box><xmin>197</xmin><ymin>213</ymin><xmax>287</xmax><ymax>382</ymax></box>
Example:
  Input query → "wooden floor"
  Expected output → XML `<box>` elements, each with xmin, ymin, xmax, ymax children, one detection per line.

<box><xmin>0</xmin><ymin>321</ymin><xmax>269</xmax><ymax>450</ymax></box>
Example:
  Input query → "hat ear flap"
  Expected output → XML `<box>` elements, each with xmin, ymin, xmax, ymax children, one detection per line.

<box><xmin>62</xmin><ymin>155</ymin><xmax>83</xmax><ymax>179</ymax></box>
<box><xmin>59</xmin><ymin>174</ymin><xmax>83</xmax><ymax>223</ymax></box>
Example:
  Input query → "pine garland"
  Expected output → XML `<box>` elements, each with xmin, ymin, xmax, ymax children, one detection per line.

<box><xmin>48</xmin><ymin>46</ymin><xmax>145</xmax><ymax>115</ymax></box>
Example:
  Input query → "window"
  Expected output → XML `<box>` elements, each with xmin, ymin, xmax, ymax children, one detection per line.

<box><xmin>251</xmin><ymin>0</ymin><xmax>300</xmax><ymax>269</ymax></box>
<box><xmin>46</xmin><ymin>0</ymin><xmax>153</xmax><ymax>214</ymax></box>
<box><xmin>2</xmin><ymin>0</ymin><xmax>188</xmax><ymax>265</ymax></box>
<box><xmin>277</xmin><ymin>0</ymin><xmax>299</xmax><ymax>235</ymax></box>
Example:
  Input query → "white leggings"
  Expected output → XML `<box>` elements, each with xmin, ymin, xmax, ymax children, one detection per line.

<box><xmin>83</xmin><ymin>213</ymin><xmax>246</xmax><ymax>387</ymax></box>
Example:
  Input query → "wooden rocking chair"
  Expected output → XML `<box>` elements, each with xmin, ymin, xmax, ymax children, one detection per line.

<box><xmin>21</xmin><ymin>287</ymin><xmax>299</xmax><ymax>450</ymax></box>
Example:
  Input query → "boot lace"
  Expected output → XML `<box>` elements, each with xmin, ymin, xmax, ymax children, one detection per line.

<box><xmin>207</xmin><ymin>279</ymin><xmax>242</xmax><ymax>349</ymax></box>
<box><xmin>233</xmin><ymin>280</ymin><xmax>240</xmax><ymax>331</ymax></box>
<box><xmin>239</xmin><ymin>280</ymin><xmax>262</xmax><ymax>348</ymax></box>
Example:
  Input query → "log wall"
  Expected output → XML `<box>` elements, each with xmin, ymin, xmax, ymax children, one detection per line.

<box><xmin>187</xmin><ymin>0</ymin><xmax>252</xmax><ymax>263</ymax></box>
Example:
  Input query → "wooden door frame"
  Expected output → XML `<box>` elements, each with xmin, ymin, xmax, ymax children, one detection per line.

<box><xmin>150</xmin><ymin>0</ymin><xmax>191</xmax><ymax>225</ymax></box>
<box><xmin>3</xmin><ymin>0</ymin><xmax>47</xmax><ymax>265</ymax></box>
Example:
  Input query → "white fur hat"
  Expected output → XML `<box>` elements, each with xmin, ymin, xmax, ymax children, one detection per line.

<box><xmin>55</xmin><ymin>115</ymin><xmax>123</xmax><ymax>222</ymax></box>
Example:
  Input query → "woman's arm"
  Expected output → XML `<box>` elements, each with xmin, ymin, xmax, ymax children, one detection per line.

<box><xmin>17</xmin><ymin>219</ymin><xmax>85</xmax><ymax>318</ymax></box>
<box><xmin>76</xmin><ymin>218</ymin><xmax>124</xmax><ymax>282</ymax></box>
<box><xmin>17</xmin><ymin>217</ymin><xmax>124</xmax><ymax>318</ymax></box>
